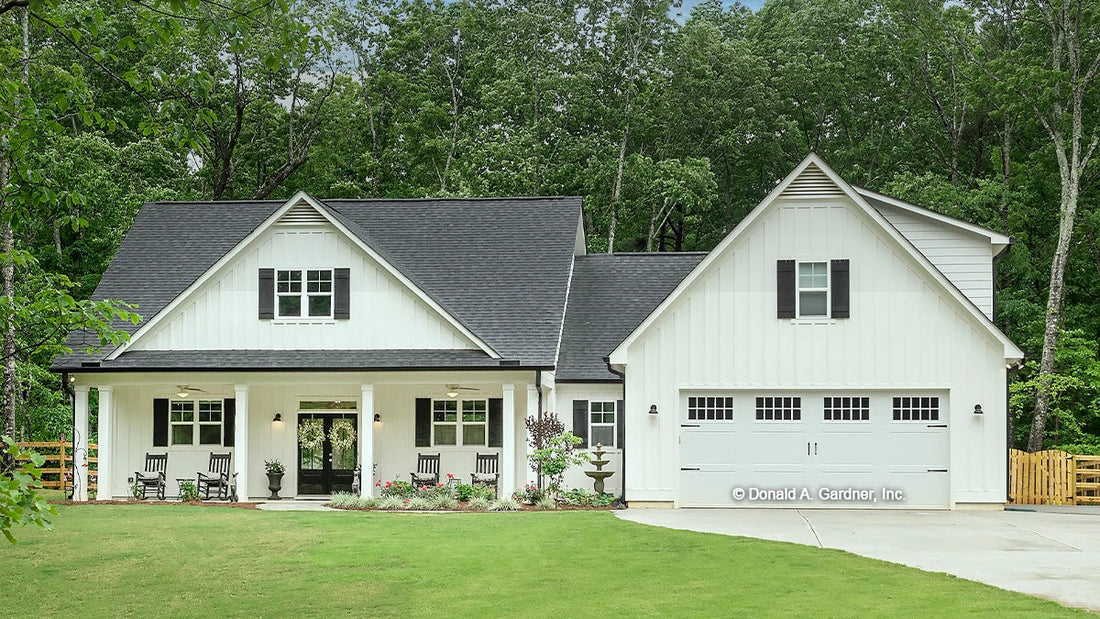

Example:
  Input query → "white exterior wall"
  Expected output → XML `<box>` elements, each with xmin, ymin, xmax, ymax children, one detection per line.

<box><xmin>130</xmin><ymin>224</ymin><xmax>475</xmax><ymax>351</ymax></box>
<box><xmin>620</xmin><ymin>191</ymin><xmax>1008</xmax><ymax>507</ymax></box>
<box><xmin>874</xmin><ymin>204</ymin><xmax>996</xmax><ymax>319</ymax></box>
<box><xmin>83</xmin><ymin>371</ymin><xmax>534</xmax><ymax>500</ymax></box>
<box><xmin>555</xmin><ymin>383</ymin><xmax>624</xmax><ymax>495</ymax></box>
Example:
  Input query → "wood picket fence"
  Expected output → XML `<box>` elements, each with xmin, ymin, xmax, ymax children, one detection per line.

<box><xmin>15</xmin><ymin>440</ymin><xmax>98</xmax><ymax>494</ymax></box>
<box><xmin>1009</xmin><ymin>449</ymin><xmax>1100</xmax><ymax>505</ymax></box>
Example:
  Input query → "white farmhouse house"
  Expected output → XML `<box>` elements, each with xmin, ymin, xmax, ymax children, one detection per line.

<box><xmin>55</xmin><ymin>154</ymin><xmax>1023</xmax><ymax>509</ymax></box>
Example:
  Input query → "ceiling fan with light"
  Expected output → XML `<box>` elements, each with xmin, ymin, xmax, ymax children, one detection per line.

<box><xmin>175</xmin><ymin>385</ymin><xmax>207</xmax><ymax>398</ymax></box>
<box><xmin>444</xmin><ymin>385</ymin><xmax>480</xmax><ymax>398</ymax></box>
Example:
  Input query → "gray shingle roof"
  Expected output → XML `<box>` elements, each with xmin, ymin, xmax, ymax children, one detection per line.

<box><xmin>556</xmin><ymin>253</ymin><xmax>706</xmax><ymax>382</ymax></box>
<box><xmin>59</xmin><ymin>349</ymin><xmax>510</xmax><ymax>371</ymax></box>
<box><xmin>54</xmin><ymin>196</ymin><xmax>580</xmax><ymax>371</ymax></box>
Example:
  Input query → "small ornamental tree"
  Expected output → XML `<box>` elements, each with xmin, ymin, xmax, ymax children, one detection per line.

<box><xmin>530</xmin><ymin>432</ymin><xmax>589</xmax><ymax>496</ymax></box>
<box><xmin>525</xmin><ymin>412</ymin><xmax>565</xmax><ymax>490</ymax></box>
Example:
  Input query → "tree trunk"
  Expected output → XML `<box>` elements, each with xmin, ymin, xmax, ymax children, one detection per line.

<box><xmin>1027</xmin><ymin>164</ymin><xmax>1080</xmax><ymax>452</ymax></box>
<box><xmin>607</xmin><ymin>130</ymin><xmax>628</xmax><ymax>253</ymax></box>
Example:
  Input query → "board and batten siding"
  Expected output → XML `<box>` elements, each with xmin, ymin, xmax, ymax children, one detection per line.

<box><xmin>873</xmin><ymin>203</ymin><xmax>995</xmax><ymax>319</ymax></box>
<box><xmin>130</xmin><ymin>224</ymin><xmax>477</xmax><ymax>351</ymax></box>
<box><xmin>620</xmin><ymin>187</ymin><xmax>1008</xmax><ymax>507</ymax></box>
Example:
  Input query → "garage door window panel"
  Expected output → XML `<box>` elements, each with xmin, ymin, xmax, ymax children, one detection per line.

<box><xmin>756</xmin><ymin>396</ymin><xmax>801</xmax><ymax>421</ymax></box>
<box><xmin>892</xmin><ymin>396</ymin><xmax>940</xmax><ymax>421</ymax></box>
<box><xmin>823</xmin><ymin>396</ymin><xmax>870</xmax><ymax>421</ymax></box>
<box><xmin>687</xmin><ymin>396</ymin><xmax>734</xmax><ymax>421</ymax></box>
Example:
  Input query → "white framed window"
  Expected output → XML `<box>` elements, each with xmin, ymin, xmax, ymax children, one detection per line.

<box><xmin>589</xmin><ymin>401</ymin><xmax>616</xmax><ymax>448</ymax></box>
<box><xmin>462</xmin><ymin>400</ymin><xmax>487</xmax><ymax>446</ymax></box>
<box><xmin>171</xmin><ymin>400</ymin><xmax>223</xmax><ymax>445</ymax></box>
<box><xmin>276</xmin><ymin>268</ymin><xmax>332</xmax><ymax>318</ymax></box>
<box><xmin>687</xmin><ymin>396</ymin><xmax>734</xmax><ymax>421</ymax></box>
<box><xmin>432</xmin><ymin>399</ymin><xmax>488</xmax><ymax>446</ymax></box>
<box><xmin>756</xmin><ymin>396</ymin><xmax>801</xmax><ymax>421</ymax></box>
<box><xmin>797</xmin><ymin>262</ymin><xmax>829</xmax><ymax>317</ymax></box>
<box><xmin>170</xmin><ymin>401</ymin><xmax>194</xmax><ymax>445</ymax></box>
<box><xmin>198</xmin><ymin>400</ymin><xmax>223</xmax><ymax>444</ymax></box>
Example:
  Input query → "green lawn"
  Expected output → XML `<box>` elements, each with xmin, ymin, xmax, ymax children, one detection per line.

<box><xmin>0</xmin><ymin>504</ymin><xmax>1082</xmax><ymax>617</ymax></box>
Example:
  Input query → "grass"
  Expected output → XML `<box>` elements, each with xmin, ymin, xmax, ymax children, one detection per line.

<box><xmin>1</xmin><ymin>504</ymin><xmax>1084</xmax><ymax>617</ymax></box>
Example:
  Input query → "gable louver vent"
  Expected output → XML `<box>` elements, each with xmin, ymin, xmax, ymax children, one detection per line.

<box><xmin>276</xmin><ymin>201</ymin><xmax>328</xmax><ymax>225</ymax></box>
<box><xmin>784</xmin><ymin>164</ymin><xmax>843</xmax><ymax>196</ymax></box>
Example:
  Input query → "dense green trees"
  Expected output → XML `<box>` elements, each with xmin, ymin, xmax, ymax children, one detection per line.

<box><xmin>1</xmin><ymin>0</ymin><xmax>1097</xmax><ymax>451</ymax></box>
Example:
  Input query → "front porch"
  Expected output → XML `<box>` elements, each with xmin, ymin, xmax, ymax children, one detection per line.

<box><xmin>71</xmin><ymin>370</ymin><xmax>543</xmax><ymax>501</ymax></box>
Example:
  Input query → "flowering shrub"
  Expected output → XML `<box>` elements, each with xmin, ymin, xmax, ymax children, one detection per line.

<box><xmin>376</xmin><ymin>479</ymin><xmax>415</xmax><ymax>498</ymax></box>
<box><xmin>513</xmin><ymin>482</ymin><xmax>543</xmax><ymax>504</ymax></box>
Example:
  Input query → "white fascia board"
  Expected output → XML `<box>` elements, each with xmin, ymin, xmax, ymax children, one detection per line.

<box><xmin>854</xmin><ymin>186</ymin><xmax>1013</xmax><ymax>256</ymax></box>
<box><xmin>609</xmin><ymin>154</ymin><xmax>1025</xmax><ymax>364</ymax></box>
<box><xmin>110</xmin><ymin>191</ymin><xmax>500</xmax><ymax>360</ymax></box>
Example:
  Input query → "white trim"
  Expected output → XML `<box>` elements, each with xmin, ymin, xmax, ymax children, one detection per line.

<box><xmin>796</xmin><ymin>261</ymin><xmax>829</xmax><ymax>318</ymax></box>
<box><xmin>854</xmin><ymin>186</ymin><xmax>1013</xmax><ymax>254</ymax></box>
<box><xmin>609</xmin><ymin>154</ymin><xmax>1025</xmax><ymax>364</ymax></box>
<box><xmin>430</xmin><ymin>398</ymin><xmax>489</xmax><ymax>447</ymax></box>
<box><xmin>110</xmin><ymin>191</ymin><xmax>499</xmax><ymax>360</ymax></box>
<box><xmin>588</xmin><ymin>400</ymin><xmax>617</xmax><ymax>449</ymax></box>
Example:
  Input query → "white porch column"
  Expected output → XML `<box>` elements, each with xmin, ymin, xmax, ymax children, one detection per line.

<box><xmin>501</xmin><ymin>384</ymin><xmax>516</xmax><ymax>497</ymax></box>
<box><xmin>73</xmin><ymin>385</ymin><xmax>90</xmax><ymax>501</ymax></box>
<box><xmin>234</xmin><ymin>385</ymin><xmax>249</xmax><ymax>500</ymax></box>
<box><xmin>360</xmin><ymin>384</ymin><xmax>374</xmax><ymax>498</ymax></box>
<box><xmin>96</xmin><ymin>387</ymin><xmax>113</xmax><ymax>500</ymax></box>
<box><xmin>525</xmin><ymin>384</ymin><xmax>538</xmax><ymax>487</ymax></box>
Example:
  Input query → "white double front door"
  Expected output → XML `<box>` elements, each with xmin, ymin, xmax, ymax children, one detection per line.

<box><xmin>679</xmin><ymin>391</ymin><xmax>949</xmax><ymax>508</ymax></box>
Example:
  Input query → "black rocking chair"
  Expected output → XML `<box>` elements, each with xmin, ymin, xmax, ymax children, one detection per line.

<box><xmin>410</xmin><ymin>453</ymin><xmax>440</xmax><ymax>488</ymax></box>
<box><xmin>470</xmin><ymin>453</ymin><xmax>500</xmax><ymax>497</ymax></box>
<box><xmin>197</xmin><ymin>452</ymin><xmax>237</xmax><ymax>501</ymax></box>
<box><xmin>134</xmin><ymin>453</ymin><xmax>168</xmax><ymax>500</ymax></box>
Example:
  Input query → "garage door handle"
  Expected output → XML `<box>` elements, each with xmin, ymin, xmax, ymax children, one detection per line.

<box><xmin>927</xmin><ymin>468</ymin><xmax>948</xmax><ymax>473</ymax></box>
<box><xmin>681</xmin><ymin>467</ymin><xmax>700</xmax><ymax>471</ymax></box>
<box><xmin>681</xmin><ymin>424</ymin><xmax>700</xmax><ymax>428</ymax></box>
<box><xmin>927</xmin><ymin>424</ymin><xmax>947</xmax><ymax>428</ymax></box>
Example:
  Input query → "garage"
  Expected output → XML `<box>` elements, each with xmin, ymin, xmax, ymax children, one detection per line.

<box><xmin>679</xmin><ymin>392</ymin><xmax>949</xmax><ymax>508</ymax></box>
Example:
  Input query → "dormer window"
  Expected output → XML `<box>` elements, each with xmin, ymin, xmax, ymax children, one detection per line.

<box><xmin>259</xmin><ymin>267</ymin><xmax>349</xmax><ymax>321</ymax></box>
<box><xmin>276</xmin><ymin>269</ymin><xmax>332</xmax><ymax>318</ymax></box>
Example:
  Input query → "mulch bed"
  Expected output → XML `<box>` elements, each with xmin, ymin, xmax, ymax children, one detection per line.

<box><xmin>50</xmin><ymin>500</ymin><xmax>260</xmax><ymax>510</ymax></box>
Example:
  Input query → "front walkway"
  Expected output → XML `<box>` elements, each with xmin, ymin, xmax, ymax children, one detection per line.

<box><xmin>617</xmin><ymin>508</ymin><xmax>1100</xmax><ymax>612</ymax></box>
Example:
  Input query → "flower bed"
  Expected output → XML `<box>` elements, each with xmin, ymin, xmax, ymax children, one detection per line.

<box><xmin>328</xmin><ymin>479</ymin><xmax>623</xmax><ymax>512</ymax></box>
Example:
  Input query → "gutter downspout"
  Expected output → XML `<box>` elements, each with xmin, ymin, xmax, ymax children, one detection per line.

<box><xmin>61</xmin><ymin>371</ymin><xmax>75</xmax><ymax>500</ymax></box>
<box><xmin>604</xmin><ymin>357</ymin><xmax>626</xmax><ymax>506</ymax></box>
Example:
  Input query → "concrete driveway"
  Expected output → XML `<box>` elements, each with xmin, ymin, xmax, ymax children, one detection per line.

<box><xmin>616</xmin><ymin>508</ymin><xmax>1100</xmax><ymax>612</ymax></box>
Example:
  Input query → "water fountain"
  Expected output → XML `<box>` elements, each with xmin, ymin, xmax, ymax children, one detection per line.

<box><xmin>584</xmin><ymin>443</ymin><xmax>615</xmax><ymax>493</ymax></box>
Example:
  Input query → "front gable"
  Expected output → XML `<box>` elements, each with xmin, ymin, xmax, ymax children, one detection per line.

<box><xmin>114</xmin><ymin>193</ymin><xmax>493</xmax><ymax>355</ymax></box>
<box><xmin>609</xmin><ymin>154</ymin><xmax>1024</xmax><ymax>366</ymax></box>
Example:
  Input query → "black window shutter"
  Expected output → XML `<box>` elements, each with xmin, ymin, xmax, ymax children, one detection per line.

<box><xmin>258</xmin><ymin>268</ymin><xmax>275</xmax><ymax>319</ymax></box>
<box><xmin>777</xmin><ymin>260</ymin><xmax>796</xmax><ymax>318</ymax></box>
<box><xmin>223</xmin><ymin>398</ymin><xmax>236</xmax><ymax>447</ymax></box>
<box><xmin>415</xmin><ymin>398</ymin><xmax>431</xmax><ymax>447</ymax></box>
<box><xmin>153</xmin><ymin>398</ymin><xmax>169</xmax><ymax>447</ymax></box>
<box><xmin>831</xmin><ymin>259</ymin><xmax>850</xmax><ymax>318</ymax></box>
<box><xmin>488</xmin><ymin>398</ymin><xmax>503</xmax><ymax>447</ymax></box>
<box><xmin>616</xmin><ymin>400</ymin><xmax>625</xmax><ymax>449</ymax></box>
<box><xmin>334</xmin><ymin>268</ymin><xmax>350</xmax><ymax>319</ymax></box>
<box><xmin>572</xmin><ymin>400</ymin><xmax>589</xmax><ymax>449</ymax></box>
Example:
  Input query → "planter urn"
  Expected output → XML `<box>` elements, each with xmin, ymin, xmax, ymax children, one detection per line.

<box><xmin>267</xmin><ymin>472</ymin><xmax>284</xmax><ymax>500</ymax></box>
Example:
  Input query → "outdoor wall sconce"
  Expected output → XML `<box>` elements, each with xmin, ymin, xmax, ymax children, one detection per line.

<box><xmin>373</xmin><ymin>413</ymin><xmax>381</xmax><ymax>423</ymax></box>
<box><xmin>973</xmin><ymin>404</ymin><xmax>983</xmax><ymax>415</ymax></box>
<box><xmin>272</xmin><ymin>412</ymin><xmax>283</xmax><ymax>423</ymax></box>
<box><xmin>649</xmin><ymin>404</ymin><xmax>658</xmax><ymax>415</ymax></box>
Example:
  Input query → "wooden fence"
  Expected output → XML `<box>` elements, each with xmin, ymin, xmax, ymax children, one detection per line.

<box><xmin>15</xmin><ymin>441</ymin><xmax>98</xmax><ymax>495</ymax></box>
<box><xmin>1009</xmin><ymin>449</ymin><xmax>1100</xmax><ymax>505</ymax></box>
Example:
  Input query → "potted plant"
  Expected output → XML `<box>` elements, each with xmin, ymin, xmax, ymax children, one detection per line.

<box><xmin>265</xmin><ymin>459</ymin><xmax>285</xmax><ymax>500</ymax></box>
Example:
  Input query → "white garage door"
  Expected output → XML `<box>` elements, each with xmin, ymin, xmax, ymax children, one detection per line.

<box><xmin>679</xmin><ymin>392</ymin><xmax>949</xmax><ymax>508</ymax></box>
